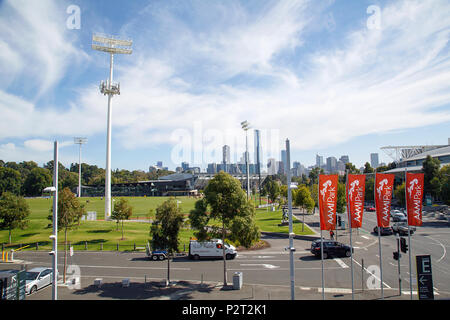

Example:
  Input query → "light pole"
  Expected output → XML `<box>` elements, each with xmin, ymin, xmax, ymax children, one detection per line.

<box><xmin>285</xmin><ymin>138</ymin><xmax>296</xmax><ymax>300</ymax></box>
<box><xmin>241</xmin><ymin>121</ymin><xmax>251</xmax><ymax>200</ymax></box>
<box><xmin>74</xmin><ymin>137</ymin><xmax>87</xmax><ymax>198</ymax></box>
<box><xmin>43</xmin><ymin>141</ymin><xmax>58</xmax><ymax>300</ymax></box>
<box><xmin>92</xmin><ymin>34</ymin><xmax>132</xmax><ymax>219</ymax></box>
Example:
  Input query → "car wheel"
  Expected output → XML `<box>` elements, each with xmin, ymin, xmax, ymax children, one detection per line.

<box><xmin>193</xmin><ymin>254</ymin><xmax>200</xmax><ymax>260</ymax></box>
<box><xmin>345</xmin><ymin>250</ymin><xmax>351</xmax><ymax>257</ymax></box>
<box><xmin>226</xmin><ymin>253</ymin><xmax>231</xmax><ymax>260</ymax></box>
<box><xmin>30</xmin><ymin>286</ymin><xmax>37</xmax><ymax>294</ymax></box>
<box><xmin>152</xmin><ymin>255</ymin><xmax>158</xmax><ymax>261</ymax></box>
<box><xmin>158</xmin><ymin>255</ymin><xmax>165</xmax><ymax>261</ymax></box>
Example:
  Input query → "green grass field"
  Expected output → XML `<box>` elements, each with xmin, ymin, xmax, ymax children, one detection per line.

<box><xmin>0</xmin><ymin>196</ymin><xmax>314</xmax><ymax>252</ymax></box>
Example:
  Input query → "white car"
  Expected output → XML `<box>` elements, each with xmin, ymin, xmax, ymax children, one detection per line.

<box><xmin>26</xmin><ymin>267</ymin><xmax>53</xmax><ymax>294</ymax></box>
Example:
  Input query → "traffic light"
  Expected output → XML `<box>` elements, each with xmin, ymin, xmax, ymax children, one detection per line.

<box><xmin>400</xmin><ymin>237</ymin><xmax>408</xmax><ymax>253</ymax></box>
<box><xmin>393</xmin><ymin>251</ymin><xmax>399</xmax><ymax>260</ymax></box>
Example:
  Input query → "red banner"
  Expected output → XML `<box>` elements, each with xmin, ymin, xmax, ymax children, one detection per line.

<box><xmin>347</xmin><ymin>174</ymin><xmax>366</xmax><ymax>228</ymax></box>
<box><xmin>375</xmin><ymin>173</ymin><xmax>395</xmax><ymax>228</ymax></box>
<box><xmin>406</xmin><ymin>173</ymin><xmax>424</xmax><ymax>226</ymax></box>
<box><xmin>318</xmin><ymin>175</ymin><xmax>338</xmax><ymax>231</ymax></box>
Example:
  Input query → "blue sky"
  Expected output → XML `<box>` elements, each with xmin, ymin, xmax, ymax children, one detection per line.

<box><xmin>0</xmin><ymin>0</ymin><xmax>449</xmax><ymax>172</ymax></box>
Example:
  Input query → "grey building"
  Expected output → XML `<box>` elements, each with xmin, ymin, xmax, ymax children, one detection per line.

<box><xmin>326</xmin><ymin>156</ymin><xmax>338</xmax><ymax>173</ymax></box>
<box><xmin>223</xmin><ymin>145</ymin><xmax>231</xmax><ymax>172</ymax></box>
<box><xmin>316</xmin><ymin>154</ymin><xmax>323</xmax><ymax>168</ymax></box>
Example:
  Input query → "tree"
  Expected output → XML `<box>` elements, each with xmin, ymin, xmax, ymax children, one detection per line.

<box><xmin>294</xmin><ymin>185</ymin><xmax>315</xmax><ymax>213</ymax></box>
<box><xmin>23</xmin><ymin>167</ymin><xmax>52</xmax><ymax>196</ymax></box>
<box><xmin>309</xmin><ymin>167</ymin><xmax>324</xmax><ymax>186</ymax></box>
<box><xmin>111</xmin><ymin>198</ymin><xmax>133</xmax><ymax>240</ymax></box>
<box><xmin>0</xmin><ymin>167</ymin><xmax>22</xmax><ymax>196</ymax></box>
<box><xmin>150</xmin><ymin>198</ymin><xmax>185</xmax><ymax>285</ymax></box>
<box><xmin>262</xmin><ymin>176</ymin><xmax>280</xmax><ymax>203</ymax></box>
<box><xmin>423</xmin><ymin>156</ymin><xmax>441</xmax><ymax>199</ymax></box>
<box><xmin>363</xmin><ymin>162</ymin><xmax>374</xmax><ymax>174</ymax></box>
<box><xmin>0</xmin><ymin>192</ymin><xmax>30</xmax><ymax>244</ymax></box>
<box><xmin>336</xmin><ymin>182</ymin><xmax>346</xmax><ymax>213</ymax></box>
<box><xmin>365</xmin><ymin>177</ymin><xmax>375</xmax><ymax>202</ymax></box>
<box><xmin>394</xmin><ymin>182</ymin><xmax>406</xmax><ymax>208</ymax></box>
<box><xmin>440</xmin><ymin>165</ymin><xmax>450</xmax><ymax>205</ymax></box>
<box><xmin>189</xmin><ymin>171</ymin><xmax>260</xmax><ymax>287</ymax></box>
<box><xmin>47</xmin><ymin>187</ymin><xmax>85</xmax><ymax>283</ymax></box>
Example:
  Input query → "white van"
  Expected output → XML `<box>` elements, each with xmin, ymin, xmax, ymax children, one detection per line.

<box><xmin>188</xmin><ymin>239</ymin><xmax>237</xmax><ymax>260</ymax></box>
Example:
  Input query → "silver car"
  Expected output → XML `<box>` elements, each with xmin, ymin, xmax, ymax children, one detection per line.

<box><xmin>25</xmin><ymin>267</ymin><xmax>53</xmax><ymax>294</ymax></box>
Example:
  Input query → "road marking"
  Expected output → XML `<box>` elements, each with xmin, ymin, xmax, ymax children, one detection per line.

<box><xmin>425</xmin><ymin>236</ymin><xmax>446</xmax><ymax>262</ymax></box>
<box><xmin>355</xmin><ymin>241</ymin><xmax>363</xmax><ymax>245</ymax></box>
<box><xmin>33</xmin><ymin>263</ymin><xmax>191</xmax><ymax>271</ymax></box>
<box><xmin>318</xmin><ymin>288</ymin><xmax>353</xmax><ymax>294</ymax></box>
<box><xmin>351</xmin><ymin>258</ymin><xmax>392</xmax><ymax>289</ymax></box>
<box><xmin>240</xmin><ymin>264</ymin><xmax>280</xmax><ymax>269</ymax></box>
<box><xmin>334</xmin><ymin>258</ymin><xmax>349</xmax><ymax>269</ymax></box>
<box><xmin>361</xmin><ymin>235</ymin><xmax>370</xmax><ymax>240</ymax></box>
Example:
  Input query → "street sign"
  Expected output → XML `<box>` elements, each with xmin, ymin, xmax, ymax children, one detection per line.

<box><xmin>416</xmin><ymin>255</ymin><xmax>434</xmax><ymax>300</ymax></box>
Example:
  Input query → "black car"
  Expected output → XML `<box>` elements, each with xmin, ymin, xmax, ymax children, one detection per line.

<box><xmin>373</xmin><ymin>226</ymin><xmax>394</xmax><ymax>235</ymax></box>
<box><xmin>310</xmin><ymin>239</ymin><xmax>353</xmax><ymax>259</ymax></box>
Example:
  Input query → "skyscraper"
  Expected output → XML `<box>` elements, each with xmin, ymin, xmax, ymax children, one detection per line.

<box><xmin>316</xmin><ymin>154</ymin><xmax>323</xmax><ymax>168</ymax></box>
<box><xmin>281</xmin><ymin>150</ymin><xmax>287</xmax><ymax>173</ymax></box>
<box><xmin>326</xmin><ymin>156</ymin><xmax>337</xmax><ymax>173</ymax></box>
<box><xmin>339</xmin><ymin>155</ymin><xmax>349</xmax><ymax>164</ymax></box>
<box><xmin>267</xmin><ymin>158</ymin><xmax>277</xmax><ymax>175</ymax></box>
<box><xmin>223</xmin><ymin>145</ymin><xmax>230</xmax><ymax>172</ymax></box>
<box><xmin>254</xmin><ymin>129</ymin><xmax>262</xmax><ymax>174</ymax></box>
<box><xmin>370</xmin><ymin>153</ymin><xmax>379</xmax><ymax>168</ymax></box>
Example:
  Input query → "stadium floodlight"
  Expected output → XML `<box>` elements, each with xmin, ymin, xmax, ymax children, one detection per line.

<box><xmin>92</xmin><ymin>33</ymin><xmax>132</xmax><ymax>219</ymax></box>
<box><xmin>74</xmin><ymin>137</ymin><xmax>87</xmax><ymax>198</ymax></box>
<box><xmin>241</xmin><ymin>121</ymin><xmax>251</xmax><ymax>200</ymax></box>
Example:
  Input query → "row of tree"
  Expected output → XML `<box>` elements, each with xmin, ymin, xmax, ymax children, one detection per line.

<box><xmin>0</xmin><ymin>160</ymin><xmax>174</xmax><ymax>197</ymax></box>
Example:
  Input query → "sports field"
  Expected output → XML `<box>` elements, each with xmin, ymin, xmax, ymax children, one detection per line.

<box><xmin>0</xmin><ymin>196</ymin><xmax>314</xmax><ymax>252</ymax></box>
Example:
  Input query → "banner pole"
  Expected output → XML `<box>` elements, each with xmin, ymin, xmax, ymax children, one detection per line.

<box><xmin>346</xmin><ymin>170</ymin><xmax>354</xmax><ymax>300</ymax></box>
<box><xmin>375</xmin><ymin>170</ymin><xmax>384</xmax><ymax>300</ymax></box>
<box><xmin>405</xmin><ymin>169</ymin><xmax>413</xmax><ymax>300</ymax></box>
<box><xmin>319</xmin><ymin>174</ymin><xmax>325</xmax><ymax>300</ymax></box>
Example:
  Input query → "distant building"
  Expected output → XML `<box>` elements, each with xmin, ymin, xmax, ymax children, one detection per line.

<box><xmin>337</xmin><ymin>160</ymin><xmax>346</xmax><ymax>172</ymax></box>
<box><xmin>223</xmin><ymin>145</ymin><xmax>231</xmax><ymax>172</ymax></box>
<box><xmin>181</xmin><ymin>162</ymin><xmax>189</xmax><ymax>171</ymax></box>
<box><xmin>281</xmin><ymin>150</ymin><xmax>287</xmax><ymax>173</ymax></box>
<box><xmin>339</xmin><ymin>155</ymin><xmax>349</xmax><ymax>164</ymax></box>
<box><xmin>267</xmin><ymin>158</ymin><xmax>277</xmax><ymax>175</ymax></box>
<box><xmin>277</xmin><ymin>161</ymin><xmax>284</xmax><ymax>175</ymax></box>
<box><xmin>175</xmin><ymin>167</ymin><xmax>183</xmax><ymax>173</ymax></box>
<box><xmin>207</xmin><ymin>163</ymin><xmax>217</xmax><ymax>174</ymax></box>
<box><xmin>316</xmin><ymin>154</ymin><xmax>323</xmax><ymax>168</ymax></box>
<box><xmin>370</xmin><ymin>153</ymin><xmax>379</xmax><ymax>168</ymax></box>
<box><xmin>254</xmin><ymin>129</ymin><xmax>262</xmax><ymax>175</ymax></box>
<box><xmin>326</xmin><ymin>156</ymin><xmax>337</xmax><ymax>173</ymax></box>
<box><xmin>157</xmin><ymin>161</ymin><xmax>163</xmax><ymax>168</ymax></box>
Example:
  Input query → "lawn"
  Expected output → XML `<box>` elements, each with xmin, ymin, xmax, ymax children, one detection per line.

<box><xmin>0</xmin><ymin>196</ymin><xmax>313</xmax><ymax>252</ymax></box>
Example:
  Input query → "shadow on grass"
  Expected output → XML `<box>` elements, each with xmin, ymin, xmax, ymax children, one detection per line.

<box><xmin>86</xmin><ymin>230</ymin><xmax>112</xmax><ymax>234</ymax></box>
<box><xmin>20</xmin><ymin>233</ymin><xmax>40</xmax><ymax>238</ymax></box>
<box><xmin>72</xmin><ymin>280</ymin><xmax>214</xmax><ymax>300</ymax></box>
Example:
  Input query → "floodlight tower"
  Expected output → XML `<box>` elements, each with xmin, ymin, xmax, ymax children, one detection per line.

<box><xmin>92</xmin><ymin>34</ymin><xmax>132</xmax><ymax>219</ymax></box>
<box><xmin>74</xmin><ymin>137</ymin><xmax>87</xmax><ymax>197</ymax></box>
<box><xmin>241</xmin><ymin>121</ymin><xmax>251</xmax><ymax>200</ymax></box>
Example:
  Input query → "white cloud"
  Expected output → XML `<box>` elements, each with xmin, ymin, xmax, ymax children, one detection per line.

<box><xmin>0</xmin><ymin>0</ymin><xmax>449</xmax><ymax>168</ymax></box>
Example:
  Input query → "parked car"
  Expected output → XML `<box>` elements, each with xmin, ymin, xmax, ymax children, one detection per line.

<box><xmin>366</xmin><ymin>206</ymin><xmax>376</xmax><ymax>212</ymax></box>
<box><xmin>391</xmin><ymin>210</ymin><xmax>407</xmax><ymax>222</ymax></box>
<box><xmin>25</xmin><ymin>267</ymin><xmax>53</xmax><ymax>294</ymax></box>
<box><xmin>392</xmin><ymin>222</ymin><xmax>416</xmax><ymax>236</ymax></box>
<box><xmin>373</xmin><ymin>226</ymin><xmax>394</xmax><ymax>235</ymax></box>
<box><xmin>310</xmin><ymin>239</ymin><xmax>353</xmax><ymax>259</ymax></box>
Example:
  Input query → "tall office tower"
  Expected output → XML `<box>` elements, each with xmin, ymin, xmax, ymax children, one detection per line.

<box><xmin>267</xmin><ymin>158</ymin><xmax>277</xmax><ymax>175</ymax></box>
<box><xmin>207</xmin><ymin>163</ymin><xmax>217</xmax><ymax>174</ymax></box>
<box><xmin>254</xmin><ymin>129</ymin><xmax>262</xmax><ymax>173</ymax></box>
<box><xmin>370</xmin><ymin>153</ymin><xmax>379</xmax><ymax>168</ymax></box>
<box><xmin>339</xmin><ymin>155</ymin><xmax>349</xmax><ymax>164</ymax></box>
<box><xmin>281</xmin><ymin>150</ymin><xmax>287</xmax><ymax>172</ymax></box>
<box><xmin>326</xmin><ymin>156</ymin><xmax>338</xmax><ymax>173</ymax></box>
<box><xmin>181</xmin><ymin>162</ymin><xmax>189</xmax><ymax>171</ymax></box>
<box><xmin>223</xmin><ymin>145</ymin><xmax>231</xmax><ymax>172</ymax></box>
<box><xmin>316</xmin><ymin>154</ymin><xmax>323</xmax><ymax>168</ymax></box>
<box><xmin>277</xmin><ymin>160</ymin><xmax>285</xmax><ymax>175</ymax></box>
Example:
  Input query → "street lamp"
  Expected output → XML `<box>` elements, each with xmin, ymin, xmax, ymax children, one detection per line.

<box><xmin>74</xmin><ymin>137</ymin><xmax>87</xmax><ymax>198</ymax></box>
<box><xmin>241</xmin><ymin>121</ymin><xmax>251</xmax><ymax>200</ymax></box>
<box><xmin>43</xmin><ymin>141</ymin><xmax>58</xmax><ymax>300</ymax></box>
<box><xmin>92</xmin><ymin>33</ymin><xmax>132</xmax><ymax>219</ymax></box>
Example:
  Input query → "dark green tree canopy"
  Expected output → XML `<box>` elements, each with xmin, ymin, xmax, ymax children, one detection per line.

<box><xmin>0</xmin><ymin>167</ymin><xmax>22</xmax><ymax>196</ymax></box>
<box><xmin>0</xmin><ymin>192</ymin><xmax>30</xmax><ymax>243</ymax></box>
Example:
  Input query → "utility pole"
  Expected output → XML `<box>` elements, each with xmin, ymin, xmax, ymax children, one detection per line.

<box><xmin>74</xmin><ymin>137</ymin><xmax>87</xmax><ymax>197</ymax></box>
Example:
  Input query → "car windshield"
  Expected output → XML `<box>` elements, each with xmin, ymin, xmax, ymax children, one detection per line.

<box><xmin>26</xmin><ymin>272</ymin><xmax>39</xmax><ymax>280</ymax></box>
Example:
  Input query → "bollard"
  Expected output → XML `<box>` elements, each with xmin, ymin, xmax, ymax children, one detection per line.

<box><xmin>117</xmin><ymin>243</ymin><xmax>119</xmax><ymax>251</ymax></box>
<box><xmin>85</xmin><ymin>241</ymin><xmax>87</xmax><ymax>250</ymax></box>
<box><xmin>100</xmin><ymin>243</ymin><xmax>103</xmax><ymax>251</ymax></box>
<box><xmin>36</xmin><ymin>242</ymin><xmax>39</xmax><ymax>250</ymax></box>
<box><xmin>145</xmin><ymin>275</ymin><xmax>147</xmax><ymax>283</ymax></box>
<box><xmin>134</xmin><ymin>243</ymin><xmax>136</xmax><ymax>251</ymax></box>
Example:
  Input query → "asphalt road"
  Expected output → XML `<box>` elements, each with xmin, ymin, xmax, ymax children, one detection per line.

<box><xmin>2</xmin><ymin>210</ymin><xmax>449</xmax><ymax>300</ymax></box>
